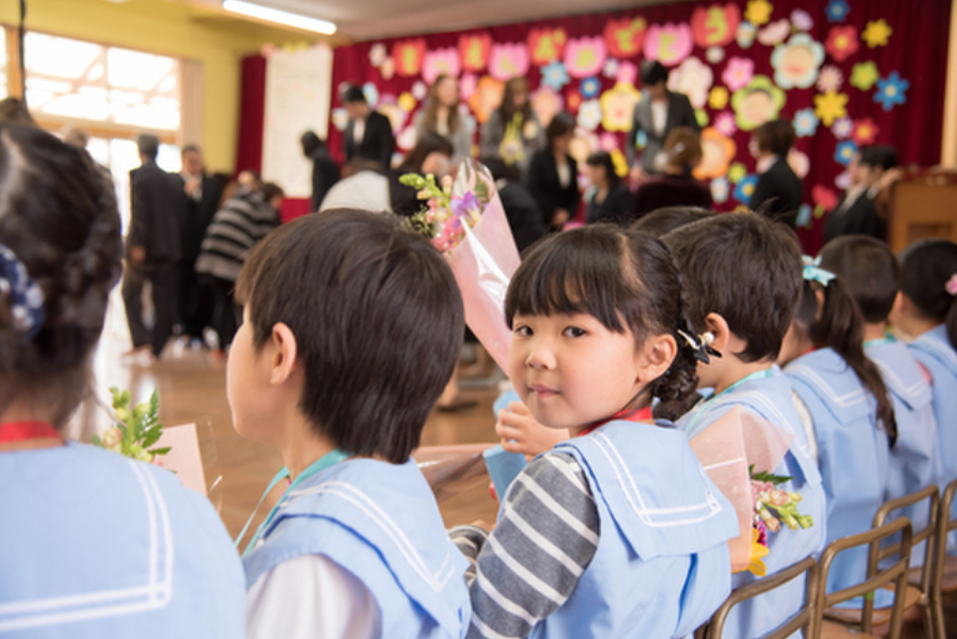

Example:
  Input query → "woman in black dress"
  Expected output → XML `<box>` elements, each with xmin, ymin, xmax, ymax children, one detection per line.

<box><xmin>527</xmin><ymin>112</ymin><xmax>579</xmax><ymax>230</ymax></box>
<box><xmin>749</xmin><ymin>118</ymin><xmax>803</xmax><ymax>228</ymax></box>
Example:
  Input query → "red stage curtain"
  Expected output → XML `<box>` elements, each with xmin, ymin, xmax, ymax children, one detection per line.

<box><xmin>236</xmin><ymin>54</ymin><xmax>267</xmax><ymax>177</ymax></box>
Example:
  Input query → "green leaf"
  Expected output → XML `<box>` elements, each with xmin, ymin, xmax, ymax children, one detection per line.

<box><xmin>142</xmin><ymin>427</ymin><xmax>163</xmax><ymax>449</ymax></box>
<box><xmin>751</xmin><ymin>469</ymin><xmax>793</xmax><ymax>486</ymax></box>
<box><xmin>149</xmin><ymin>446</ymin><xmax>171</xmax><ymax>456</ymax></box>
<box><xmin>91</xmin><ymin>435</ymin><xmax>103</xmax><ymax>447</ymax></box>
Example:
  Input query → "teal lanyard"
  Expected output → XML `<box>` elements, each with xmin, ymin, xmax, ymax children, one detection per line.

<box><xmin>681</xmin><ymin>368</ymin><xmax>776</xmax><ymax>434</ymax></box>
<box><xmin>864</xmin><ymin>333</ymin><xmax>897</xmax><ymax>349</ymax></box>
<box><xmin>235</xmin><ymin>448</ymin><xmax>349</xmax><ymax>557</ymax></box>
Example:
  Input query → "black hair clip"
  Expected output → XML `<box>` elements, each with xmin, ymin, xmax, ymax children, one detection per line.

<box><xmin>676</xmin><ymin>322</ymin><xmax>722</xmax><ymax>365</ymax></box>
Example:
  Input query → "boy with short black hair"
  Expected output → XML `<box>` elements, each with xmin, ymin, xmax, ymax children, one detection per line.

<box><xmin>231</xmin><ymin>209</ymin><xmax>471</xmax><ymax>639</ymax></box>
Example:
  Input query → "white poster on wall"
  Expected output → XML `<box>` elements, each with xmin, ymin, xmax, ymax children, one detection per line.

<box><xmin>262</xmin><ymin>43</ymin><xmax>332</xmax><ymax>200</ymax></box>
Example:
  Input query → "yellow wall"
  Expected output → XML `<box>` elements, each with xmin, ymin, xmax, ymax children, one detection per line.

<box><xmin>0</xmin><ymin>0</ymin><xmax>319</xmax><ymax>172</ymax></box>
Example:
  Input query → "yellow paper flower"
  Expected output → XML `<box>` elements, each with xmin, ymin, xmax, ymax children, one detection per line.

<box><xmin>745</xmin><ymin>0</ymin><xmax>774</xmax><ymax>26</ymax></box>
<box><xmin>709</xmin><ymin>86</ymin><xmax>729</xmax><ymax>110</ymax></box>
<box><xmin>748</xmin><ymin>528</ymin><xmax>770</xmax><ymax>577</ymax></box>
<box><xmin>398</xmin><ymin>92</ymin><xmax>417</xmax><ymax>113</ymax></box>
<box><xmin>728</xmin><ymin>162</ymin><xmax>748</xmax><ymax>184</ymax></box>
<box><xmin>600</xmin><ymin>82</ymin><xmax>642</xmax><ymax>132</ymax></box>
<box><xmin>862</xmin><ymin>19</ymin><xmax>892</xmax><ymax>48</ymax></box>
<box><xmin>611</xmin><ymin>149</ymin><xmax>630</xmax><ymax>178</ymax></box>
<box><xmin>814</xmin><ymin>90</ymin><xmax>848</xmax><ymax>126</ymax></box>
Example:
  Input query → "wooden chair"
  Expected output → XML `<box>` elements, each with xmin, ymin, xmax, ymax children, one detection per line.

<box><xmin>815</xmin><ymin>517</ymin><xmax>914</xmax><ymax>639</ymax></box>
<box><xmin>703</xmin><ymin>556</ymin><xmax>819</xmax><ymax>639</ymax></box>
<box><xmin>922</xmin><ymin>478</ymin><xmax>957</xmax><ymax>639</ymax></box>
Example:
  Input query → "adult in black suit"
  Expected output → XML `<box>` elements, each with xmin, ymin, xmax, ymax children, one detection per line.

<box><xmin>626</xmin><ymin>61</ymin><xmax>699</xmax><ymax>180</ymax></box>
<box><xmin>341</xmin><ymin>84</ymin><xmax>395</xmax><ymax>171</ymax></box>
<box><xmin>176</xmin><ymin>144</ymin><xmax>223</xmax><ymax>343</ymax></box>
<box><xmin>749</xmin><ymin>119</ymin><xmax>803</xmax><ymax>228</ymax></box>
<box><xmin>122</xmin><ymin>134</ymin><xmax>188</xmax><ymax>359</ymax></box>
<box><xmin>527</xmin><ymin>112</ymin><xmax>579</xmax><ymax>230</ymax></box>
<box><xmin>301</xmin><ymin>131</ymin><xmax>340</xmax><ymax>212</ymax></box>
<box><xmin>823</xmin><ymin>145</ymin><xmax>897</xmax><ymax>244</ymax></box>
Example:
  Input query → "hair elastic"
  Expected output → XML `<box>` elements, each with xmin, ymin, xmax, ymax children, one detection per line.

<box><xmin>946</xmin><ymin>273</ymin><xmax>957</xmax><ymax>296</ymax></box>
<box><xmin>677</xmin><ymin>321</ymin><xmax>722</xmax><ymax>364</ymax></box>
<box><xmin>0</xmin><ymin>243</ymin><xmax>45</xmax><ymax>341</ymax></box>
<box><xmin>802</xmin><ymin>255</ymin><xmax>836</xmax><ymax>287</ymax></box>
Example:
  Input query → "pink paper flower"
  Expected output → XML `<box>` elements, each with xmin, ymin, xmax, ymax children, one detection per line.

<box><xmin>421</xmin><ymin>48</ymin><xmax>462</xmax><ymax>85</ymax></box>
<box><xmin>825</xmin><ymin>25</ymin><xmax>859</xmax><ymax>63</ymax></box>
<box><xmin>722</xmin><ymin>56</ymin><xmax>755</xmax><ymax>92</ymax></box>
<box><xmin>715</xmin><ymin>111</ymin><xmax>737</xmax><ymax>137</ymax></box>
<box><xmin>488</xmin><ymin>42</ymin><xmax>530</xmax><ymax>82</ymax></box>
<box><xmin>817</xmin><ymin>65</ymin><xmax>844</xmax><ymax>92</ymax></box>
<box><xmin>564</xmin><ymin>37</ymin><xmax>607</xmax><ymax>79</ymax></box>
<box><xmin>946</xmin><ymin>274</ymin><xmax>957</xmax><ymax>296</ymax></box>
<box><xmin>617</xmin><ymin>61</ymin><xmax>638</xmax><ymax>86</ymax></box>
<box><xmin>643</xmin><ymin>23</ymin><xmax>694</xmax><ymax>67</ymax></box>
<box><xmin>460</xmin><ymin>73</ymin><xmax>478</xmax><ymax>100</ymax></box>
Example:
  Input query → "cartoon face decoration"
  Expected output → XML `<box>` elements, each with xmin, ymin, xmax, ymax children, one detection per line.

<box><xmin>693</xmin><ymin>127</ymin><xmax>737</xmax><ymax>179</ymax></box>
<box><xmin>771</xmin><ymin>34</ymin><xmax>825</xmax><ymax>89</ymax></box>
<box><xmin>731</xmin><ymin>76</ymin><xmax>786</xmax><ymax>131</ymax></box>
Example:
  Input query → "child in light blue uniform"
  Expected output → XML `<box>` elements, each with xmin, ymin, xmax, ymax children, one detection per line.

<box><xmin>452</xmin><ymin>226</ymin><xmax>738</xmax><ymax>638</ymax></box>
<box><xmin>780</xmin><ymin>263</ymin><xmax>896</xmax><ymax>604</ymax></box>
<box><xmin>0</xmin><ymin>124</ymin><xmax>244</xmax><ymax>638</ymax></box>
<box><xmin>232</xmin><ymin>211</ymin><xmax>471</xmax><ymax>639</ymax></box>
<box><xmin>664</xmin><ymin>213</ymin><xmax>827</xmax><ymax>639</ymax></box>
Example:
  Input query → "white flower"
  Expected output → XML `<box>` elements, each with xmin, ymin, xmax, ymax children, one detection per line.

<box><xmin>412</xmin><ymin>81</ymin><xmax>428</xmax><ymax>100</ymax></box>
<box><xmin>369</xmin><ymin>43</ymin><xmax>387</xmax><ymax>67</ymax></box>
<box><xmin>817</xmin><ymin>65</ymin><xmax>844</xmax><ymax>92</ymax></box>
<box><xmin>706</xmin><ymin>46</ymin><xmax>725</xmax><ymax>64</ymax></box>
<box><xmin>576</xmin><ymin>99</ymin><xmax>602</xmax><ymax>132</ymax></box>
<box><xmin>832</xmin><ymin>117</ymin><xmax>854</xmax><ymax>139</ymax></box>
<box><xmin>602</xmin><ymin>58</ymin><xmax>620</xmax><ymax>79</ymax></box>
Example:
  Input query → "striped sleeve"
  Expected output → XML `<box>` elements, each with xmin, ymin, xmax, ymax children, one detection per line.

<box><xmin>458</xmin><ymin>452</ymin><xmax>600</xmax><ymax>639</ymax></box>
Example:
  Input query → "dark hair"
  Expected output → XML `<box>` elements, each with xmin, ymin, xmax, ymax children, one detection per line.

<box><xmin>858</xmin><ymin>145</ymin><xmax>898</xmax><ymax>172</ymax></box>
<box><xmin>482</xmin><ymin>155</ymin><xmax>520</xmax><ymax>183</ymax></box>
<box><xmin>586</xmin><ymin>151</ymin><xmax>621</xmax><ymax>189</ymax></box>
<box><xmin>399</xmin><ymin>132</ymin><xmax>453</xmax><ymax>173</ymax></box>
<box><xmin>260</xmin><ymin>182</ymin><xmax>284</xmax><ymax>202</ymax></box>
<box><xmin>664</xmin><ymin>127</ymin><xmax>702</xmax><ymax>172</ymax></box>
<box><xmin>504</xmin><ymin>225</ymin><xmax>700</xmax><ymax>421</ymax></box>
<box><xmin>235</xmin><ymin>210</ymin><xmax>463</xmax><ymax>463</ymax></box>
<box><xmin>300</xmin><ymin>131</ymin><xmax>324</xmax><ymax>158</ymax></box>
<box><xmin>899</xmin><ymin>238</ymin><xmax>957</xmax><ymax>349</ymax></box>
<box><xmin>137</xmin><ymin>134</ymin><xmax>160</xmax><ymax>160</ymax></box>
<box><xmin>498</xmin><ymin>77</ymin><xmax>533</xmax><ymax>125</ymax></box>
<box><xmin>0</xmin><ymin>124</ymin><xmax>123</xmax><ymax>427</ymax></box>
<box><xmin>792</xmin><ymin>277</ymin><xmax>897</xmax><ymax>444</ymax></box>
<box><xmin>181</xmin><ymin>144</ymin><xmax>200</xmax><ymax>156</ymax></box>
<box><xmin>640</xmin><ymin>60</ymin><xmax>669</xmax><ymax>86</ymax></box>
<box><xmin>630</xmin><ymin>206</ymin><xmax>714</xmax><ymax>238</ymax></box>
<box><xmin>818</xmin><ymin>235</ymin><xmax>899</xmax><ymax>324</ymax></box>
<box><xmin>423</xmin><ymin>74</ymin><xmax>462</xmax><ymax>136</ymax></box>
<box><xmin>753</xmin><ymin>119</ymin><xmax>795</xmax><ymax>156</ymax></box>
<box><xmin>0</xmin><ymin>98</ymin><xmax>35</xmax><ymax>125</ymax></box>
<box><xmin>341</xmin><ymin>84</ymin><xmax>366</xmax><ymax>104</ymax></box>
<box><xmin>664</xmin><ymin>213</ymin><xmax>802</xmax><ymax>362</ymax></box>
<box><xmin>545</xmin><ymin>112</ymin><xmax>575</xmax><ymax>152</ymax></box>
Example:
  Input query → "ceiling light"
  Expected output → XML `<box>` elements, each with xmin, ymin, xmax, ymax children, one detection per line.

<box><xmin>222</xmin><ymin>0</ymin><xmax>337</xmax><ymax>35</ymax></box>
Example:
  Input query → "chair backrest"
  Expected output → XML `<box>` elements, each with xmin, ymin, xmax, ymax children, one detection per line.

<box><xmin>705</xmin><ymin>556</ymin><xmax>819</xmax><ymax>639</ymax></box>
<box><xmin>931</xmin><ymin>478</ymin><xmax>957</xmax><ymax>600</ymax></box>
<box><xmin>815</xmin><ymin>517</ymin><xmax>914</xmax><ymax>639</ymax></box>
<box><xmin>873</xmin><ymin>484</ymin><xmax>940</xmax><ymax>594</ymax></box>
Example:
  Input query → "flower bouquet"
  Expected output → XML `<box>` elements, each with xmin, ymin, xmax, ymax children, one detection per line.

<box><xmin>400</xmin><ymin>160</ymin><xmax>521</xmax><ymax>370</ymax></box>
<box><xmin>91</xmin><ymin>387</ymin><xmax>169</xmax><ymax>464</ymax></box>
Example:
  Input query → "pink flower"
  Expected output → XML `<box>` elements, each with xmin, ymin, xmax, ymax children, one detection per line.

<box><xmin>421</xmin><ymin>48</ymin><xmax>462</xmax><ymax>85</ymax></box>
<box><xmin>715</xmin><ymin>111</ymin><xmax>737</xmax><ymax>137</ymax></box>
<box><xmin>643</xmin><ymin>23</ymin><xmax>694</xmax><ymax>67</ymax></box>
<box><xmin>946</xmin><ymin>274</ymin><xmax>957</xmax><ymax>296</ymax></box>
<box><xmin>770</xmin><ymin>489</ymin><xmax>790</xmax><ymax>506</ymax></box>
<box><xmin>564</xmin><ymin>37</ymin><xmax>607</xmax><ymax>79</ymax></box>
<box><xmin>488</xmin><ymin>42</ymin><xmax>530</xmax><ymax>82</ymax></box>
<box><xmin>722</xmin><ymin>57</ymin><xmax>754</xmax><ymax>92</ymax></box>
<box><xmin>766</xmin><ymin>517</ymin><xmax>781</xmax><ymax>533</ymax></box>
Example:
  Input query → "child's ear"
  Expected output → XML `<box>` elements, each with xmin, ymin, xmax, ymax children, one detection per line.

<box><xmin>704</xmin><ymin>312</ymin><xmax>732</xmax><ymax>354</ymax></box>
<box><xmin>637</xmin><ymin>333</ymin><xmax>677</xmax><ymax>383</ymax></box>
<box><xmin>268</xmin><ymin>322</ymin><xmax>300</xmax><ymax>386</ymax></box>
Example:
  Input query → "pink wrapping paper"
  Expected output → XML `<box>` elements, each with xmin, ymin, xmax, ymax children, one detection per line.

<box><xmin>412</xmin><ymin>443</ymin><xmax>495</xmax><ymax>503</ymax></box>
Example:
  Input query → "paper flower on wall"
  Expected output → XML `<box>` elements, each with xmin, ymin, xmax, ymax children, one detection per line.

<box><xmin>468</xmin><ymin>76</ymin><xmax>505</xmax><ymax>124</ymax></box>
<box><xmin>793</xmin><ymin>108</ymin><xmax>820</xmax><ymax>137</ymax></box>
<box><xmin>541</xmin><ymin>61</ymin><xmax>571</xmax><ymax>91</ymax></box>
<box><xmin>758</xmin><ymin>19</ymin><xmax>791</xmax><ymax>46</ymax></box>
<box><xmin>421</xmin><ymin>48</ymin><xmax>462</xmax><ymax>85</ymax></box>
<box><xmin>795</xmin><ymin>203</ymin><xmax>812</xmax><ymax>228</ymax></box>
<box><xmin>852</xmin><ymin>117</ymin><xmax>879</xmax><ymax>145</ymax></box>
<box><xmin>532</xmin><ymin>87</ymin><xmax>564</xmax><ymax>128</ymax></box>
<box><xmin>668</xmin><ymin>57</ymin><xmax>714</xmax><ymax>109</ymax></box>
<box><xmin>874</xmin><ymin>72</ymin><xmax>909</xmax><ymax>111</ymax></box>
<box><xmin>528</xmin><ymin>27</ymin><xmax>568</xmax><ymax>66</ymax></box>
<box><xmin>791</xmin><ymin>9</ymin><xmax>813</xmax><ymax>32</ymax></box>
<box><xmin>369</xmin><ymin>43</ymin><xmax>387</xmax><ymax>67</ymax></box>
<box><xmin>835</xmin><ymin>170</ymin><xmax>852</xmax><ymax>190</ymax></box>
<box><xmin>600</xmin><ymin>132</ymin><xmax>619</xmax><ymax>152</ymax></box>
<box><xmin>813</xmin><ymin>184</ymin><xmax>839</xmax><ymax>210</ymax></box>
<box><xmin>723</xmin><ymin>57</ymin><xmax>755</xmax><ymax>91</ymax></box>
<box><xmin>711</xmin><ymin>177</ymin><xmax>730</xmax><ymax>203</ymax></box>
<box><xmin>706</xmin><ymin>46</ymin><xmax>725</xmax><ymax>64</ymax></box>
<box><xmin>814</xmin><ymin>90</ymin><xmax>849</xmax><ymax>126</ymax></box>
<box><xmin>577</xmin><ymin>99</ymin><xmax>603</xmax><ymax>132</ymax></box>
<box><xmin>694</xmin><ymin>127</ymin><xmax>737</xmax><ymax>179</ymax></box>
<box><xmin>832</xmin><ymin>116</ymin><xmax>853</xmax><ymax>139</ymax></box>
<box><xmin>788</xmin><ymin>149</ymin><xmax>810</xmax><ymax>179</ymax></box>
<box><xmin>459</xmin><ymin>33</ymin><xmax>492</xmax><ymax>72</ymax></box>
<box><xmin>566</xmin><ymin>91</ymin><xmax>583</xmax><ymax>113</ymax></box>
<box><xmin>850</xmin><ymin>61</ymin><xmax>880</xmax><ymax>91</ymax></box>
<box><xmin>734</xmin><ymin>174</ymin><xmax>760</xmax><ymax>205</ymax></box>
<box><xmin>393</xmin><ymin>38</ymin><xmax>427</xmax><ymax>77</ymax></box>
<box><xmin>817</xmin><ymin>65</ymin><xmax>843</xmax><ymax>92</ymax></box>
<box><xmin>377</xmin><ymin>100</ymin><xmax>408</xmax><ymax>134</ymax></box>
<box><xmin>825</xmin><ymin>0</ymin><xmax>850</xmax><ymax>23</ymax></box>
<box><xmin>715</xmin><ymin>111</ymin><xmax>737</xmax><ymax>136</ymax></box>
<box><xmin>604</xmin><ymin>17</ymin><xmax>647</xmax><ymax>58</ymax></box>
<box><xmin>603</xmin><ymin>59</ymin><xmax>620</xmax><ymax>79</ymax></box>
<box><xmin>617</xmin><ymin>61</ymin><xmax>638</xmax><ymax>85</ymax></box>
<box><xmin>396</xmin><ymin>125</ymin><xmax>417</xmax><ymax>151</ymax></box>
<box><xmin>634</xmin><ymin>129</ymin><xmax>648</xmax><ymax>150</ymax></box>
<box><xmin>643</xmin><ymin>23</ymin><xmax>694</xmax><ymax>67</ymax></box>
<box><xmin>489</xmin><ymin>42</ymin><xmax>530</xmax><ymax>82</ymax></box>
<box><xmin>696</xmin><ymin>109</ymin><xmax>710</xmax><ymax>127</ymax></box>
<box><xmin>397</xmin><ymin>92</ymin><xmax>417</xmax><ymax>113</ymax></box>
<box><xmin>736</xmin><ymin>22</ymin><xmax>757</xmax><ymax>48</ymax></box>
<box><xmin>728</xmin><ymin>162</ymin><xmax>748</xmax><ymax>183</ymax></box>
<box><xmin>744</xmin><ymin>0</ymin><xmax>773</xmax><ymax>26</ymax></box>
<box><xmin>362</xmin><ymin>82</ymin><xmax>379</xmax><ymax>107</ymax></box>
<box><xmin>411</xmin><ymin>81</ymin><xmax>428</xmax><ymax>100</ymax></box>
<box><xmin>610</xmin><ymin>149</ymin><xmax>630</xmax><ymax>178</ymax></box>
<box><xmin>731</xmin><ymin>76</ymin><xmax>785</xmax><ymax>131</ymax></box>
<box><xmin>331</xmin><ymin>108</ymin><xmax>349</xmax><ymax>132</ymax></box>
<box><xmin>863</xmin><ymin>19</ymin><xmax>892</xmax><ymax>48</ymax></box>
<box><xmin>691</xmin><ymin>4</ymin><xmax>741</xmax><ymax>48</ymax></box>
<box><xmin>460</xmin><ymin>73</ymin><xmax>478</xmax><ymax>100</ymax></box>
<box><xmin>580</xmin><ymin>77</ymin><xmax>601</xmax><ymax>99</ymax></box>
<box><xmin>600</xmin><ymin>82</ymin><xmax>641</xmax><ymax>132</ymax></box>
<box><xmin>772</xmin><ymin>34</ymin><xmax>824</xmax><ymax>89</ymax></box>
<box><xmin>825</xmin><ymin>26</ymin><xmax>859</xmax><ymax>63</ymax></box>
<box><xmin>565</xmin><ymin>37</ymin><xmax>608</xmax><ymax>78</ymax></box>
<box><xmin>380</xmin><ymin>58</ymin><xmax>395</xmax><ymax>80</ymax></box>
<box><xmin>569</xmin><ymin>129</ymin><xmax>600</xmax><ymax>164</ymax></box>
<box><xmin>710</xmin><ymin>86</ymin><xmax>729</xmax><ymax>110</ymax></box>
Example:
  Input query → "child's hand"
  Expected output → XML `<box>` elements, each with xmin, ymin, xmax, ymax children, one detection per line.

<box><xmin>495</xmin><ymin>401</ymin><xmax>570</xmax><ymax>457</ymax></box>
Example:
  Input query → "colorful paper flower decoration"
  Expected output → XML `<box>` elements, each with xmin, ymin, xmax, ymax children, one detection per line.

<box><xmin>706</xmin><ymin>47</ymin><xmax>726</xmax><ymax>64</ymax></box>
<box><xmin>696</xmin><ymin>109</ymin><xmax>710</xmax><ymax>128</ymax></box>
<box><xmin>603</xmin><ymin>59</ymin><xmax>620</xmax><ymax>79</ymax></box>
<box><xmin>852</xmin><ymin>117</ymin><xmax>879</xmax><ymax>145</ymax></box>
<box><xmin>421</xmin><ymin>48</ymin><xmax>462</xmax><ymax>85</ymax></box>
<box><xmin>694</xmin><ymin>127</ymin><xmax>737</xmax><ymax>179</ymax></box>
<box><xmin>569</xmin><ymin>130</ymin><xmax>600</xmax><ymax>164</ymax></box>
<box><xmin>788</xmin><ymin>149</ymin><xmax>810</xmax><ymax>179</ymax></box>
<box><xmin>528</xmin><ymin>28</ymin><xmax>568</xmax><ymax>66</ymax></box>
<box><xmin>796</xmin><ymin>203</ymin><xmax>813</xmax><ymax>229</ymax></box>
<box><xmin>610</xmin><ymin>149</ymin><xmax>630</xmax><ymax>178</ymax></box>
<box><xmin>362</xmin><ymin>82</ymin><xmax>379</xmax><ymax>107</ymax></box>
<box><xmin>634</xmin><ymin>128</ymin><xmax>648</xmax><ymax>150</ymax></box>
<box><xmin>758</xmin><ymin>19</ymin><xmax>791</xmax><ymax>46</ymax></box>
<box><xmin>835</xmin><ymin>170</ymin><xmax>852</xmax><ymax>190</ymax></box>
<box><xmin>566</xmin><ymin>91</ymin><xmax>583</xmax><ymax>113</ymax></box>
<box><xmin>710</xmin><ymin>86</ymin><xmax>730</xmax><ymax>110</ymax></box>
<box><xmin>863</xmin><ymin>19</ymin><xmax>892</xmax><ymax>48</ymax></box>
<box><xmin>369</xmin><ymin>43</ymin><xmax>387</xmax><ymax>67</ymax></box>
<box><xmin>723</xmin><ymin>57</ymin><xmax>755</xmax><ymax>92</ymax></box>
<box><xmin>793</xmin><ymin>108</ymin><xmax>820</xmax><ymax>137</ymax></box>
<box><xmin>668</xmin><ymin>57</ymin><xmax>714</xmax><ymax>109</ymax></box>
<box><xmin>711</xmin><ymin>177</ymin><xmax>730</xmax><ymax>204</ymax></box>
<box><xmin>604</xmin><ymin>17</ymin><xmax>647</xmax><ymax>58</ymax></box>
<box><xmin>814</xmin><ymin>90</ymin><xmax>849</xmax><ymax>126</ymax></box>
<box><xmin>817</xmin><ymin>65</ymin><xmax>844</xmax><ymax>92</ymax></box>
<box><xmin>531</xmin><ymin>87</ymin><xmax>564</xmax><ymax>128</ymax></box>
<box><xmin>397</xmin><ymin>92</ymin><xmax>417</xmax><ymax>113</ymax></box>
<box><xmin>691</xmin><ymin>4</ymin><xmax>741</xmax><ymax>48</ymax></box>
<box><xmin>834</xmin><ymin>140</ymin><xmax>858</xmax><ymax>166</ymax></box>
<box><xmin>825</xmin><ymin>26</ymin><xmax>859</xmax><ymax>63</ymax></box>
<box><xmin>874</xmin><ymin>72</ymin><xmax>910</xmax><ymax>111</ymax></box>
<box><xmin>467</xmin><ymin>76</ymin><xmax>505</xmax><ymax>124</ymax></box>
<box><xmin>379</xmin><ymin>58</ymin><xmax>395</xmax><ymax>80</ymax></box>
<box><xmin>850</xmin><ymin>61</ymin><xmax>880</xmax><ymax>91</ymax></box>
<box><xmin>772</xmin><ymin>34</ymin><xmax>825</xmax><ymax>89</ymax></box>
<box><xmin>331</xmin><ymin>108</ymin><xmax>349</xmax><ymax>132</ymax></box>
<box><xmin>377</xmin><ymin>100</ymin><xmax>408</xmax><ymax>134</ymax></box>
<box><xmin>825</xmin><ymin>0</ymin><xmax>850</xmax><ymax>23</ymax></box>
<box><xmin>643</xmin><ymin>23</ymin><xmax>694</xmax><ymax>67</ymax></box>
<box><xmin>460</xmin><ymin>73</ymin><xmax>478</xmax><ymax>100</ymax></box>
<box><xmin>728</xmin><ymin>162</ymin><xmax>748</xmax><ymax>184</ymax></box>
<box><xmin>458</xmin><ymin>33</ymin><xmax>492</xmax><ymax>72</ymax></box>
<box><xmin>744</xmin><ymin>0</ymin><xmax>773</xmax><ymax>26</ymax></box>
<box><xmin>735</xmin><ymin>174</ymin><xmax>760</xmax><ymax>205</ymax></box>
<box><xmin>396</xmin><ymin>125</ymin><xmax>417</xmax><ymax>151</ymax></box>
<box><xmin>715</xmin><ymin>111</ymin><xmax>737</xmax><ymax>136</ymax></box>
<box><xmin>564</xmin><ymin>37</ymin><xmax>607</xmax><ymax>79</ymax></box>
<box><xmin>411</xmin><ymin>81</ymin><xmax>428</xmax><ymax>100</ymax></box>
<box><xmin>541</xmin><ymin>61</ymin><xmax>571</xmax><ymax>91</ymax></box>
<box><xmin>600</xmin><ymin>82</ymin><xmax>641</xmax><ymax>131</ymax></box>
<box><xmin>731</xmin><ymin>76</ymin><xmax>786</xmax><ymax>131</ymax></box>
<box><xmin>580</xmin><ymin>77</ymin><xmax>602</xmax><ymax>99</ymax></box>
<box><xmin>736</xmin><ymin>22</ymin><xmax>757</xmax><ymax>48</ymax></box>
<box><xmin>791</xmin><ymin>9</ymin><xmax>813</xmax><ymax>32</ymax></box>
<box><xmin>813</xmin><ymin>184</ymin><xmax>839</xmax><ymax>211</ymax></box>
<box><xmin>489</xmin><ymin>42</ymin><xmax>530</xmax><ymax>82</ymax></box>
<box><xmin>392</xmin><ymin>38</ymin><xmax>427</xmax><ymax>77</ymax></box>
<box><xmin>832</xmin><ymin>116</ymin><xmax>853</xmax><ymax>139</ymax></box>
<box><xmin>600</xmin><ymin>132</ymin><xmax>619</xmax><ymax>152</ymax></box>
<box><xmin>617</xmin><ymin>61</ymin><xmax>638</xmax><ymax>86</ymax></box>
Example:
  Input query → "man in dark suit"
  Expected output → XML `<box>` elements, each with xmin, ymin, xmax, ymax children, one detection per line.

<box><xmin>122</xmin><ymin>134</ymin><xmax>188</xmax><ymax>359</ymax></box>
<box><xmin>822</xmin><ymin>145</ymin><xmax>897</xmax><ymax>243</ymax></box>
<box><xmin>341</xmin><ymin>84</ymin><xmax>395</xmax><ymax>171</ymax></box>
<box><xmin>176</xmin><ymin>144</ymin><xmax>223</xmax><ymax>344</ymax></box>
<box><xmin>626</xmin><ymin>60</ymin><xmax>699</xmax><ymax>180</ymax></box>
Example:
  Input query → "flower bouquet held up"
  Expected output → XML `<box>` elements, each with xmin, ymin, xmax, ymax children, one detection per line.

<box><xmin>91</xmin><ymin>388</ymin><xmax>169</xmax><ymax>464</ymax></box>
<box><xmin>400</xmin><ymin>160</ymin><xmax>521</xmax><ymax>370</ymax></box>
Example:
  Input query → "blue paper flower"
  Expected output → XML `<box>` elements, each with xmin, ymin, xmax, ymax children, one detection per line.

<box><xmin>873</xmin><ymin>72</ymin><xmax>910</xmax><ymax>112</ymax></box>
<box><xmin>711</xmin><ymin>177</ymin><xmax>730</xmax><ymax>204</ymax></box>
<box><xmin>796</xmin><ymin>204</ymin><xmax>813</xmax><ymax>229</ymax></box>
<box><xmin>580</xmin><ymin>76</ymin><xmax>601</xmax><ymax>99</ymax></box>
<box><xmin>734</xmin><ymin>174</ymin><xmax>759</xmax><ymax>205</ymax></box>
<box><xmin>362</xmin><ymin>82</ymin><xmax>379</xmax><ymax>107</ymax></box>
<box><xmin>634</xmin><ymin>129</ymin><xmax>648</xmax><ymax>150</ymax></box>
<box><xmin>793</xmin><ymin>108</ymin><xmax>820</xmax><ymax>138</ymax></box>
<box><xmin>825</xmin><ymin>0</ymin><xmax>850</xmax><ymax>23</ymax></box>
<box><xmin>834</xmin><ymin>140</ymin><xmax>858</xmax><ymax>166</ymax></box>
<box><xmin>541</xmin><ymin>61</ymin><xmax>571</xmax><ymax>91</ymax></box>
